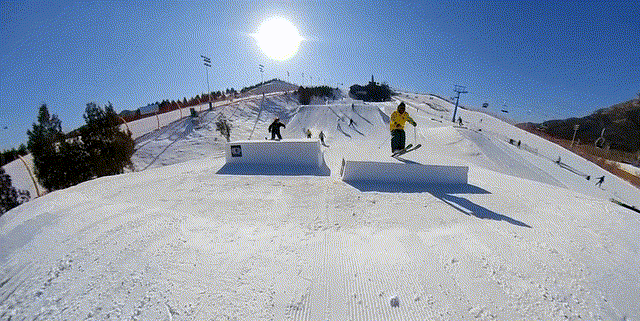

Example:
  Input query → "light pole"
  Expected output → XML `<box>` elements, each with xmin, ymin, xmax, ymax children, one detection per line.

<box><xmin>201</xmin><ymin>55</ymin><xmax>213</xmax><ymax>111</ymax></box>
<box><xmin>249</xmin><ymin>64</ymin><xmax>266</xmax><ymax>140</ymax></box>
<box><xmin>259</xmin><ymin>64</ymin><xmax>265</xmax><ymax>94</ymax></box>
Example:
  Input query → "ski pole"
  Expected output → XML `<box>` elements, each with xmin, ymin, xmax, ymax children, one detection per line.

<box><xmin>377</xmin><ymin>133</ymin><xmax>391</xmax><ymax>149</ymax></box>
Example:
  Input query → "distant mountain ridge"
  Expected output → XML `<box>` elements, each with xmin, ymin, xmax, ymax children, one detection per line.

<box><xmin>519</xmin><ymin>98</ymin><xmax>640</xmax><ymax>154</ymax></box>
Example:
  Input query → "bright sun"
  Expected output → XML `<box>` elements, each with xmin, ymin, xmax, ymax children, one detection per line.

<box><xmin>254</xmin><ymin>17</ymin><xmax>302</xmax><ymax>61</ymax></box>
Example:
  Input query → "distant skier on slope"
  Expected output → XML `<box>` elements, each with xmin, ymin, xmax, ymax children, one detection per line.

<box><xmin>268</xmin><ymin>118</ymin><xmax>286</xmax><ymax>140</ymax></box>
<box><xmin>319</xmin><ymin>131</ymin><xmax>326</xmax><ymax>145</ymax></box>
<box><xmin>595</xmin><ymin>175</ymin><xmax>605</xmax><ymax>187</ymax></box>
<box><xmin>389</xmin><ymin>102</ymin><xmax>417</xmax><ymax>153</ymax></box>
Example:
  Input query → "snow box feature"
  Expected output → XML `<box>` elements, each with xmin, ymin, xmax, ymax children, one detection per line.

<box><xmin>341</xmin><ymin>159</ymin><xmax>468</xmax><ymax>185</ymax></box>
<box><xmin>218</xmin><ymin>139</ymin><xmax>330</xmax><ymax>176</ymax></box>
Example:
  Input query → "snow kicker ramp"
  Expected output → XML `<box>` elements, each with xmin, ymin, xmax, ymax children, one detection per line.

<box><xmin>217</xmin><ymin>139</ymin><xmax>330</xmax><ymax>176</ymax></box>
<box><xmin>340</xmin><ymin>151</ymin><xmax>468</xmax><ymax>186</ymax></box>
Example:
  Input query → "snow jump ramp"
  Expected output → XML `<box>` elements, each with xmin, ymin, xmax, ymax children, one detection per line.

<box><xmin>341</xmin><ymin>156</ymin><xmax>468</xmax><ymax>186</ymax></box>
<box><xmin>217</xmin><ymin>139</ymin><xmax>330</xmax><ymax>176</ymax></box>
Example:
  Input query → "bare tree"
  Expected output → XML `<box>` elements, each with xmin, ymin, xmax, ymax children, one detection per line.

<box><xmin>215</xmin><ymin>115</ymin><xmax>232</xmax><ymax>142</ymax></box>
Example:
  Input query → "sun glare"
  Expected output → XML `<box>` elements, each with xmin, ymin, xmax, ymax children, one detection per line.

<box><xmin>254</xmin><ymin>17</ymin><xmax>302</xmax><ymax>61</ymax></box>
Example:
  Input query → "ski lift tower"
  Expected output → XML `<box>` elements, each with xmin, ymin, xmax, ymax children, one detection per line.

<box><xmin>570</xmin><ymin>124</ymin><xmax>580</xmax><ymax>148</ymax></box>
<box><xmin>451</xmin><ymin>85</ymin><xmax>468</xmax><ymax>123</ymax></box>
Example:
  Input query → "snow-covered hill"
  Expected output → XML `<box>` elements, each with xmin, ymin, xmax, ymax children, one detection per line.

<box><xmin>2</xmin><ymin>154</ymin><xmax>44</xmax><ymax>198</ymax></box>
<box><xmin>1</xmin><ymin>91</ymin><xmax>639</xmax><ymax>320</ymax></box>
<box><xmin>241</xmin><ymin>80</ymin><xmax>298</xmax><ymax>97</ymax></box>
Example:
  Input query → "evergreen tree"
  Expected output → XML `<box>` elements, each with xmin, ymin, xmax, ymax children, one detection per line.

<box><xmin>296</xmin><ymin>86</ymin><xmax>334</xmax><ymax>105</ymax></box>
<box><xmin>80</xmin><ymin>102</ymin><xmax>135</xmax><ymax>177</ymax></box>
<box><xmin>626</xmin><ymin>108</ymin><xmax>640</xmax><ymax>152</ymax></box>
<box><xmin>298</xmin><ymin>86</ymin><xmax>311</xmax><ymax>105</ymax></box>
<box><xmin>0</xmin><ymin>167</ymin><xmax>30</xmax><ymax>215</ymax></box>
<box><xmin>26</xmin><ymin>103</ymin><xmax>135</xmax><ymax>192</ymax></box>
<box><xmin>27</xmin><ymin>104</ymin><xmax>68</xmax><ymax>190</ymax></box>
<box><xmin>17</xmin><ymin>144</ymin><xmax>27</xmax><ymax>155</ymax></box>
<box><xmin>0</xmin><ymin>148</ymin><xmax>23</xmax><ymax>166</ymax></box>
<box><xmin>56</xmin><ymin>138</ymin><xmax>93</xmax><ymax>188</ymax></box>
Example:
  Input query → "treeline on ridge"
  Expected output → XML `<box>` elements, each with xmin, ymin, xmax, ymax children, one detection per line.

<box><xmin>1</xmin><ymin>144</ymin><xmax>28</xmax><ymax>167</ymax></box>
<box><xmin>295</xmin><ymin>86</ymin><xmax>336</xmax><ymax>105</ymax></box>
<box><xmin>524</xmin><ymin>98</ymin><xmax>640</xmax><ymax>157</ymax></box>
<box><xmin>349</xmin><ymin>77</ymin><xmax>392</xmax><ymax>102</ymax></box>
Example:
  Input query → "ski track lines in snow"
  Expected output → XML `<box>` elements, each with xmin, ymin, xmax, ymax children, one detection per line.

<box><xmin>458</xmin><ymin>129</ymin><xmax>564</xmax><ymax>188</ymax></box>
<box><xmin>471</xmin><ymin>167</ymin><xmax>640</xmax><ymax>318</ymax></box>
<box><xmin>2</xmin><ymin>92</ymin><xmax>640</xmax><ymax>320</ymax></box>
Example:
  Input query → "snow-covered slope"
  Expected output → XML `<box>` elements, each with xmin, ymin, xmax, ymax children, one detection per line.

<box><xmin>1</xmin><ymin>154</ymin><xmax>44</xmax><ymax>198</ymax></box>
<box><xmin>1</xmin><ymin>91</ymin><xmax>639</xmax><ymax>320</ymax></box>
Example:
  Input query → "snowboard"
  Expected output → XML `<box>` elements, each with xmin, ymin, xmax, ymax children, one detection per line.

<box><xmin>392</xmin><ymin>144</ymin><xmax>421</xmax><ymax>157</ymax></box>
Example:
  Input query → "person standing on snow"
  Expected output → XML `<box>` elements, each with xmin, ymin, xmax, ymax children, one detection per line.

<box><xmin>389</xmin><ymin>102</ymin><xmax>417</xmax><ymax>153</ymax></box>
<box><xmin>319</xmin><ymin>131</ymin><xmax>326</xmax><ymax>145</ymax></box>
<box><xmin>268</xmin><ymin>118</ymin><xmax>286</xmax><ymax>140</ymax></box>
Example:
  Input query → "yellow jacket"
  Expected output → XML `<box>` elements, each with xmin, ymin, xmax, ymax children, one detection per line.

<box><xmin>390</xmin><ymin>111</ymin><xmax>416</xmax><ymax>131</ymax></box>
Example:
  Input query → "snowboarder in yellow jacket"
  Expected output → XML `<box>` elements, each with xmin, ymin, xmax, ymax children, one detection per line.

<box><xmin>390</xmin><ymin>102</ymin><xmax>416</xmax><ymax>153</ymax></box>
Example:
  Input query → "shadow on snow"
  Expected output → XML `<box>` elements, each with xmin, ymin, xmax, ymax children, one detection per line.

<box><xmin>433</xmin><ymin>192</ymin><xmax>531</xmax><ymax>228</ymax></box>
<box><xmin>216</xmin><ymin>162</ymin><xmax>331</xmax><ymax>176</ymax></box>
<box><xmin>343</xmin><ymin>181</ymin><xmax>531</xmax><ymax>228</ymax></box>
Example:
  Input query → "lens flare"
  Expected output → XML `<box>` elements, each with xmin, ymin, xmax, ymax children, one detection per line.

<box><xmin>254</xmin><ymin>18</ymin><xmax>302</xmax><ymax>61</ymax></box>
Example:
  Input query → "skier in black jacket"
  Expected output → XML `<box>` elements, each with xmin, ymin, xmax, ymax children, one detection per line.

<box><xmin>268</xmin><ymin>118</ymin><xmax>286</xmax><ymax>140</ymax></box>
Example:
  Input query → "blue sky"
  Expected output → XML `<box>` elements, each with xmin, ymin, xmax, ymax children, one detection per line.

<box><xmin>1</xmin><ymin>0</ymin><xmax>639</xmax><ymax>150</ymax></box>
